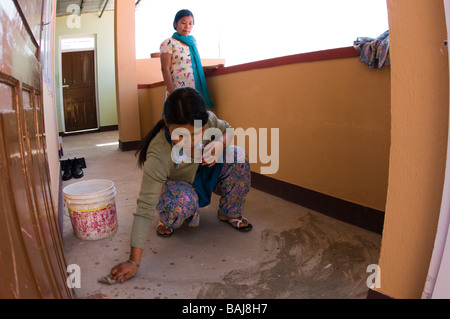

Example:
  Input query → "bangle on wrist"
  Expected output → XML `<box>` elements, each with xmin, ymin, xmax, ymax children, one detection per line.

<box><xmin>127</xmin><ymin>259</ymin><xmax>139</xmax><ymax>268</ymax></box>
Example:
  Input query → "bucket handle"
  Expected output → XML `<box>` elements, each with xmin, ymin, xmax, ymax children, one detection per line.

<box><xmin>63</xmin><ymin>202</ymin><xmax>70</xmax><ymax>217</ymax></box>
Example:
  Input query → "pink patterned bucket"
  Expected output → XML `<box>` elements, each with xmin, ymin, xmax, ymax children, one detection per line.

<box><xmin>63</xmin><ymin>180</ymin><xmax>118</xmax><ymax>240</ymax></box>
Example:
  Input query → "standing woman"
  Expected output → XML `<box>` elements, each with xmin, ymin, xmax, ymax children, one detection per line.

<box><xmin>160</xmin><ymin>9</ymin><xmax>222</xmax><ymax>108</ymax></box>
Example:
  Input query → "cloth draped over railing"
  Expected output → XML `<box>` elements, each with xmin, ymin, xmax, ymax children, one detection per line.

<box><xmin>353</xmin><ymin>30</ymin><xmax>390</xmax><ymax>69</ymax></box>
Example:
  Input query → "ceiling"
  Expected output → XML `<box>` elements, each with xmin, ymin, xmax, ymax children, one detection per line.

<box><xmin>56</xmin><ymin>0</ymin><xmax>145</xmax><ymax>17</ymax></box>
<box><xmin>56</xmin><ymin>0</ymin><xmax>115</xmax><ymax>17</ymax></box>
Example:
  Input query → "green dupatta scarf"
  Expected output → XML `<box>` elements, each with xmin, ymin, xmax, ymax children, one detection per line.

<box><xmin>171</xmin><ymin>32</ymin><xmax>214</xmax><ymax>108</ymax></box>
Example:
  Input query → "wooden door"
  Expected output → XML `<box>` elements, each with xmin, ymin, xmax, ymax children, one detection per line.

<box><xmin>62</xmin><ymin>50</ymin><xmax>98</xmax><ymax>132</ymax></box>
<box><xmin>0</xmin><ymin>0</ymin><xmax>73</xmax><ymax>299</ymax></box>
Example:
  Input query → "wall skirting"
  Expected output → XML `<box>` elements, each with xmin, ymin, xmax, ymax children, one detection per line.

<box><xmin>59</xmin><ymin>125</ymin><xmax>119</xmax><ymax>137</ymax></box>
<box><xmin>250</xmin><ymin>171</ymin><xmax>385</xmax><ymax>234</ymax></box>
<box><xmin>119</xmin><ymin>139</ymin><xmax>140</xmax><ymax>151</ymax></box>
<box><xmin>366</xmin><ymin>288</ymin><xmax>393</xmax><ymax>299</ymax></box>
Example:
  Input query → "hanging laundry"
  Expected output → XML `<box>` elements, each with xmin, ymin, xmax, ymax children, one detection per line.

<box><xmin>353</xmin><ymin>30</ymin><xmax>390</xmax><ymax>69</ymax></box>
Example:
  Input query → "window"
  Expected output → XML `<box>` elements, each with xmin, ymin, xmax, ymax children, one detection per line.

<box><xmin>61</xmin><ymin>35</ymin><xmax>95</xmax><ymax>52</ymax></box>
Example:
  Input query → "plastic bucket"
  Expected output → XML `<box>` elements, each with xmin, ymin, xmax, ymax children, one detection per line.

<box><xmin>63</xmin><ymin>179</ymin><xmax>118</xmax><ymax>240</ymax></box>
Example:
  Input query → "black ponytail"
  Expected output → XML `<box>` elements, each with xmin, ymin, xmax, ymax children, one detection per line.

<box><xmin>136</xmin><ymin>87</ymin><xmax>209</xmax><ymax>167</ymax></box>
<box><xmin>135</xmin><ymin>119</ymin><xmax>165</xmax><ymax>167</ymax></box>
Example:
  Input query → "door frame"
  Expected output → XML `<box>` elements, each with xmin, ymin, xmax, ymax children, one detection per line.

<box><xmin>58</xmin><ymin>34</ymin><xmax>99</xmax><ymax>134</ymax></box>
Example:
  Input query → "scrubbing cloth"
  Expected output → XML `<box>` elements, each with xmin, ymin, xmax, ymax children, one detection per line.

<box><xmin>97</xmin><ymin>273</ymin><xmax>119</xmax><ymax>285</ymax></box>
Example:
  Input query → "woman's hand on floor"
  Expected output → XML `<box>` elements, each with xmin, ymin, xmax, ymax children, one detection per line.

<box><xmin>110</xmin><ymin>261</ymin><xmax>138</xmax><ymax>283</ymax></box>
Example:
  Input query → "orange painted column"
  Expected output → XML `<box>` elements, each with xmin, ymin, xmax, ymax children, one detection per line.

<box><xmin>377</xmin><ymin>0</ymin><xmax>449</xmax><ymax>299</ymax></box>
<box><xmin>114</xmin><ymin>0</ymin><xmax>141</xmax><ymax>149</ymax></box>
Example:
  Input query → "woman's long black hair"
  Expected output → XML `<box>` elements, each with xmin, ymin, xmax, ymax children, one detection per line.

<box><xmin>136</xmin><ymin>87</ymin><xmax>209</xmax><ymax>167</ymax></box>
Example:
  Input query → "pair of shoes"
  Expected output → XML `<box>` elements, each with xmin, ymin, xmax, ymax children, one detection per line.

<box><xmin>62</xmin><ymin>158</ymin><xmax>84</xmax><ymax>181</ymax></box>
<box><xmin>156</xmin><ymin>222</ymin><xmax>174</xmax><ymax>238</ymax></box>
<box><xmin>220</xmin><ymin>217</ymin><xmax>253</xmax><ymax>232</ymax></box>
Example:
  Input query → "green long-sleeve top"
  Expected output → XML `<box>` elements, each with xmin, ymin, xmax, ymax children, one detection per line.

<box><xmin>131</xmin><ymin>111</ymin><xmax>232</xmax><ymax>249</ymax></box>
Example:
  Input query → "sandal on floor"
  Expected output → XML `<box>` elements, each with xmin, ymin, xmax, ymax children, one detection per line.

<box><xmin>156</xmin><ymin>222</ymin><xmax>174</xmax><ymax>238</ymax></box>
<box><xmin>220</xmin><ymin>217</ymin><xmax>253</xmax><ymax>232</ymax></box>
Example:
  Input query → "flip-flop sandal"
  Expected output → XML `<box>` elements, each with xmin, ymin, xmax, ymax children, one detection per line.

<box><xmin>156</xmin><ymin>222</ymin><xmax>174</xmax><ymax>238</ymax></box>
<box><xmin>220</xmin><ymin>217</ymin><xmax>253</xmax><ymax>232</ymax></box>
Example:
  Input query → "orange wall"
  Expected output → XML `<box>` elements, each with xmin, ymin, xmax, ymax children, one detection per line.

<box><xmin>136</xmin><ymin>58</ymin><xmax>162</xmax><ymax>85</ymax></box>
<box><xmin>211</xmin><ymin>57</ymin><xmax>391</xmax><ymax>212</ymax></box>
<box><xmin>138</xmin><ymin>85</ymin><xmax>165</xmax><ymax>137</ymax></box>
<box><xmin>138</xmin><ymin>54</ymin><xmax>391</xmax><ymax>212</ymax></box>
<box><xmin>377</xmin><ymin>0</ymin><xmax>449</xmax><ymax>299</ymax></box>
<box><xmin>114</xmin><ymin>0</ymin><xmax>141</xmax><ymax>144</ymax></box>
<box><xmin>136</xmin><ymin>58</ymin><xmax>226</xmax><ymax>85</ymax></box>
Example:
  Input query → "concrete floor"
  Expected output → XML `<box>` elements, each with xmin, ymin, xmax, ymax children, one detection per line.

<box><xmin>60</xmin><ymin>130</ymin><xmax>381</xmax><ymax>299</ymax></box>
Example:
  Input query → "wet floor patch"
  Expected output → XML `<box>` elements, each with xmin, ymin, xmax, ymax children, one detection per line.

<box><xmin>196</xmin><ymin>213</ymin><xmax>380</xmax><ymax>299</ymax></box>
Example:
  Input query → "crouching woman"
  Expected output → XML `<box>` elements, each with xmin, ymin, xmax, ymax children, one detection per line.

<box><xmin>110</xmin><ymin>87</ymin><xmax>252</xmax><ymax>283</ymax></box>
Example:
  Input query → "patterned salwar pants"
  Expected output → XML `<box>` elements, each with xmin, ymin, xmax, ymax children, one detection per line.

<box><xmin>156</xmin><ymin>146</ymin><xmax>250</xmax><ymax>230</ymax></box>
